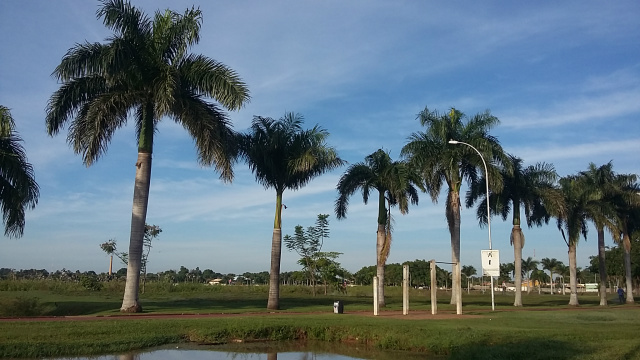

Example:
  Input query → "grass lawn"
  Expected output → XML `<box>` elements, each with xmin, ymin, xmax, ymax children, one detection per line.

<box><xmin>1</xmin><ymin>282</ymin><xmax>639</xmax><ymax>359</ymax></box>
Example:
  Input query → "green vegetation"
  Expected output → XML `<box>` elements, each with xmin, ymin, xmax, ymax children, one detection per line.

<box><xmin>0</xmin><ymin>282</ymin><xmax>638</xmax><ymax>359</ymax></box>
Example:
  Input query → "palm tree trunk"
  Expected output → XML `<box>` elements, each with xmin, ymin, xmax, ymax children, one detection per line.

<box><xmin>623</xmin><ymin>234</ymin><xmax>634</xmax><ymax>304</ymax></box>
<box><xmin>267</xmin><ymin>228</ymin><xmax>282</xmax><ymax>310</ymax></box>
<box><xmin>447</xmin><ymin>190</ymin><xmax>462</xmax><ymax>305</ymax></box>
<box><xmin>512</xmin><ymin>225</ymin><xmax>523</xmax><ymax>306</ymax></box>
<box><xmin>597</xmin><ymin>227</ymin><xmax>607</xmax><ymax>306</ymax></box>
<box><xmin>549</xmin><ymin>270</ymin><xmax>553</xmax><ymax>295</ymax></box>
<box><xmin>120</xmin><ymin>152</ymin><xmax>152</xmax><ymax>312</ymax></box>
<box><xmin>376</xmin><ymin>223</ymin><xmax>386</xmax><ymax>307</ymax></box>
<box><xmin>568</xmin><ymin>243</ymin><xmax>579</xmax><ymax>306</ymax></box>
<box><xmin>267</xmin><ymin>193</ymin><xmax>284</xmax><ymax>310</ymax></box>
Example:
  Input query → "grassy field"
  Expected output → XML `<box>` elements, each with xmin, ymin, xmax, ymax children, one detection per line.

<box><xmin>1</xmin><ymin>281</ymin><xmax>639</xmax><ymax>359</ymax></box>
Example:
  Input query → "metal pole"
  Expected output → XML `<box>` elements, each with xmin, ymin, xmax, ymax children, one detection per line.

<box><xmin>449</xmin><ymin>140</ymin><xmax>495</xmax><ymax>311</ymax></box>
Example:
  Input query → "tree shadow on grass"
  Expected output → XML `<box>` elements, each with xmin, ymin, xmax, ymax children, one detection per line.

<box><xmin>448</xmin><ymin>338</ymin><xmax>586</xmax><ymax>360</ymax></box>
<box><xmin>45</xmin><ymin>300</ymin><xmax>121</xmax><ymax>316</ymax></box>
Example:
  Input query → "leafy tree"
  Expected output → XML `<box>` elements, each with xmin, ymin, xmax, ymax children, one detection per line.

<box><xmin>315</xmin><ymin>251</ymin><xmax>347</xmax><ymax>294</ymax></box>
<box><xmin>140</xmin><ymin>224</ymin><xmax>161</xmax><ymax>293</ymax></box>
<box><xmin>46</xmin><ymin>0</ymin><xmax>249</xmax><ymax>312</ymax></box>
<box><xmin>402</xmin><ymin>107</ymin><xmax>507</xmax><ymax>305</ymax></box>
<box><xmin>467</xmin><ymin>155</ymin><xmax>561</xmax><ymax>306</ymax></box>
<box><xmin>0</xmin><ymin>106</ymin><xmax>39</xmax><ymax>237</ymax></box>
<box><xmin>335</xmin><ymin>149</ymin><xmax>420</xmax><ymax>307</ymax></box>
<box><xmin>284</xmin><ymin>214</ymin><xmax>330</xmax><ymax>296</ymax></box>
<box><xmin>99</xmin><ymin>239</ymin><xmax>128</xmax><ymax>271</ymax></box>
<box><xmin>239</xmin><ymin>113</ymin><xmax>343</xmax><ymax>310</ymax></box>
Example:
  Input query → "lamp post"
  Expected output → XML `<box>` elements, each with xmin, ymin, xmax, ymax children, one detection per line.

<box><xmin>448</xmin><ymin>139</ymin><xmax>495</xmax><ymax>311</ymax></box>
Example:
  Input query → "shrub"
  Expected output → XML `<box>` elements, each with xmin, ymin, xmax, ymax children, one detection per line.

<box><xmin>80</xmin><ymin>275</ymin><xmax>103</xmax><ymax>291</ymax></box>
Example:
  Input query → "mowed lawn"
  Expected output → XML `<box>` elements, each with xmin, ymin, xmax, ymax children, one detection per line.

<box><xmin>1</xmin><ymin>283</ymin><xmax>639</xmax><ymax>359</ymax></box>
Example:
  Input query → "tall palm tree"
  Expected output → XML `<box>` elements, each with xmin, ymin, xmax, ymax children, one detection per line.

<box><xmin>335</xmin><ymin>149</ymin><xmax>420</xmax><ymax>307</ymax></box>
<box><xmin>610</xmin><ymin>176</ymin><xmax>640</xmax><ymax>304</ymax></box>
<box><xmin>578</xmin><ymin>162</ymin><xmax>624</xmax><ymax>306</ymax></box>
<box><xmin>0</xmin><ymin>106</ymin><xmax>39</xmax><ymax>237</ymax></box>
<box><xmin>466</xmin><ymin>155</ymin><xmax>562</xmax><ymax>306</ymax></box>
<box><xmin>521</xmin><ymin>256</ymin><xmax>539</xmax><ymax>294</ymax></box>
<box><xmin>401</xmin><ymin>107</ymin><xmax>507</xmax><ymax>305</ymax></box>
<box><xmin>239</xmin><ymin>113</ymin><xmax>344</xmax><ymax>310</ymax></box>
<box><xmin>540</xmin><ymin>257</ymin><xmax>561</xmax><ymax>295</ymax></box>
<box><xmin>556</xmin><ymin>175</ymin><xmax>593</xmax><ymax>306</ymax></box>
<box><xmin>46</xmin><ymin>0</ymin><xmax>250</xmax><ymax>312</ymax></box>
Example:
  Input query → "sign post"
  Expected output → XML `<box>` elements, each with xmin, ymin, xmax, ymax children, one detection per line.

<box><xmin>481</xmin><ymin>250</ymin><xmax>500</xmax><ymax>311</ymax></box>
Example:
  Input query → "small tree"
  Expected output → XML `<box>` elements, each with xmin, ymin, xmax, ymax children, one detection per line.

<box><xmin>100</xmin><ymin>223</ymin><xmax>161</xmax><ymax>291</ymax></box>
<box><xmin>140</xmin><ymin>224</ymin><xmax>162</xmax><ymax>293</ymax></box>
<box><xmin>100</xmin><ymin>239</ymin><xmax>129</xmax><ymax>274</ymax></box>
<box><xmin>284</xmin><ymin>214</ymin><xmax>330</xmax><ymax>296</ymax></box>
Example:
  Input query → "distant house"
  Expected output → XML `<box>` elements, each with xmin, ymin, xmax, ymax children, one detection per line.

<box><xmin>208</xmin><ymin>278</ymin><xmax>223</xmax><ymax>285</ymax></box>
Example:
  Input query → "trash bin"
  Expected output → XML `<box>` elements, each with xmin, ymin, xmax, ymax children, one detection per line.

<box><xmin>333</xmin><ymin>300</ymin><xmax>344</xmax><ymax>314</ymax></box>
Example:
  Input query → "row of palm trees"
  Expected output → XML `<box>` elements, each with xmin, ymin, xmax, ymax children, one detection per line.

<box><xmin>4</xmin><ymin>1</ymin><xmax>637</xmax><ymax>313</ymax></box>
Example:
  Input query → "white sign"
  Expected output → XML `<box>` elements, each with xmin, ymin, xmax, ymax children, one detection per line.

<box><xmin>481</xmin><ymin>250</ymin><xmax>500</xmax><ymax>277</ymax></box>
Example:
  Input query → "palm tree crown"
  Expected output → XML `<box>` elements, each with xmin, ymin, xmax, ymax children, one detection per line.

<box><xmin>46</xmin><ymin>0</ymin><xmax>249</xmax><ymax>173</ymax></box>
<box><xmin>45</xmin><ymin>0</ymin><xmax>249</xmax><ymax>312</ymax></box>
<box><xmin>0</xmin><ymin>106</ymin><xmax>39</xmax><ymax>238</ymax></box>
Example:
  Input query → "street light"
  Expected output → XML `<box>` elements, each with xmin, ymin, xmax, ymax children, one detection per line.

<box><xmin>448</xmin><ymin>139</ymin><xmax>495</xmax><ymax>311</ymax></box>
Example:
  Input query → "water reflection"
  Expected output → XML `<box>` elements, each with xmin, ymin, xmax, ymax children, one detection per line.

<box><xmin>47</xmin><ymin>342</ymin><xmax>430</xmax><ymax>360</ymax></box>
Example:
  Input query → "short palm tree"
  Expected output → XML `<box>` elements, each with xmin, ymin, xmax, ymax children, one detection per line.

<box><xmin>239</xmin><ymin>113</ymin><xmax>344</xmax><ymax>310</ymax></box>
<box><xmin>521</xmin><ymin>256</ymin><xmax>539</xmax><ymax>294</ymax></box>
<box><xmin>335</xmin><ymin>149</ymin><xmax>420</xmax><ymax>307</ymax></box>
<box><xmin>461</xmin><ymin>265</ymin><xmax>477</xmax><ymax>293</ymax></box>
<box><xmin>466</xmin><ymin>155</ymin><xmax>562</xmax><ymax>306</ymax></box>
<box><xmin>46</xmin><ymin>0</ymin><xmax>250</xmax><ymax>312</ymax></box>
<box><xmin>401</xmin><ymin>107</ymin><xmax>507</xmax><ymax>305</ymax></box>
<box><xmin>540</xmin><ymin>257</ymin><xmax>561</xmax><ymax>295</ymax></box>
<box><xmin>0</xmin><ymin>106</ymin><xmax>39</xmax><ymax>237</ymax></box>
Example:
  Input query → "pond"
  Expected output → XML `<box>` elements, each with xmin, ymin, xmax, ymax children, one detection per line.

<box><xmin>43</xmin><ymin>342</ymin><xmax>434</xmax><ymax>360</ymax></box>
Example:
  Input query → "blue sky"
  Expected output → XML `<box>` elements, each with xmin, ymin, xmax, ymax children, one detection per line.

<box><xmin>1</xmin><ymin>1</ymin><xmax>639</xmax><ymax>276</ymax></box>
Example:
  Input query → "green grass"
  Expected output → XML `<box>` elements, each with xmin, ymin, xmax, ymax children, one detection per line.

<box><xmin>1</xmin><ymin>282</ymin><xmax>639</xmax><ymax>359</ymax></box>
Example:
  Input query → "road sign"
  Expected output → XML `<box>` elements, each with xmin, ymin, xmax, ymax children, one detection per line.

<box><xmin>481</xmin><ymin>250</ymin><xmax>500</xmax><ymax>277</ymax></box>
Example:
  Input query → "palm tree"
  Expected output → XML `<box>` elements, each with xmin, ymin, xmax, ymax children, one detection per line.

<box><xmin>46</xmin><ymin>0</ymin><xmax>250</xmax><ymax>312</ymax></box>
<box><xmin>610</xmin><ymin>176</ymin><xmax>640</xmax><ymax>304</ymax></box>
<box><xmin>239</xmin><ymin>113</ymin><xmax>343</xmax><ymax>310</ymax></box>
<box><xmin>530</xmin><ymin>269</ymin><xmax>549</xmax><ymax>294</ymax></box>
<box><xmin>401</xmin><ymin>107</ymin><xmax>507</xmax><ymax>305</ymax></box>
<box><xmin>556</xmin><ymin>175</ymin><xmax>594</xmax><ymax>306</ymax></box>
<box><xmin>466</xmin><ymin>155</ymin><xmax>561</xmax><ymax>306</ymax></box>
<box><xmin>0</xmin><ymin>106</ymin><xmax>39</xmax><ymax>237</ymax></box>
<box><xmin>578</xmin><ymin>162</ymin><xmax>624</xmax><ymax>306</ymax></box>
<box><xmin>521</xmin><ymin>256</ymin><xmax>539</xmax><ymax>294</ymax></box>
<box><xmin>540</xmin><ymin>257</ymin><xmax>561</xmax><ymax>295</ymax></box>
<box><xmin>461</xmin><ymin>265</ymin><xmax>477</xmax><ymax>294</ymax></box>
<box><xmin>335</xmin><ymin>149</ymin><xmax>420</xmax><ymax>307</ymax></box>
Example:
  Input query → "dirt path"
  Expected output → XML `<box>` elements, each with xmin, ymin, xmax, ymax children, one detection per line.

<box><xmin>3</xmin><ymin>306</ymin><xmax>636</xmax><ymax>322</ymax></box>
